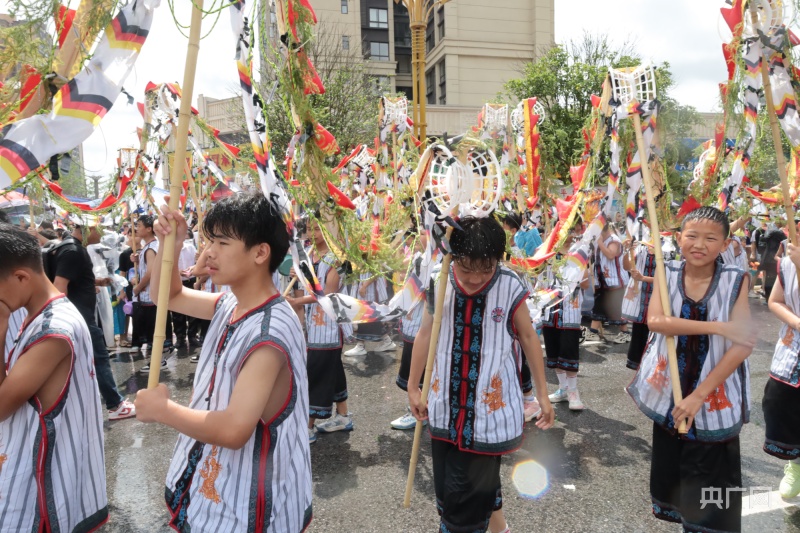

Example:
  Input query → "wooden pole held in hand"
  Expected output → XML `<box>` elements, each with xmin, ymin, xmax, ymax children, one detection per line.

<box><xmin>147</xmin><ymin>0</ymin><xmax>204</xmax><ymax>389</ymax></box>
<box><xmin>404</xmin><ymin>223</ymin><xmax>455</xmax><ymax>507</ymax></box>
<box><xmin>633</xmin><ymin>112</ymin><xmax>687</xmax><ymax>434</ymax></box>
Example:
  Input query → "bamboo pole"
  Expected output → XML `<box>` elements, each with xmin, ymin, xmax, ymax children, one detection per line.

<box><xmin>147</xmin><ymin>0</ymin><xmax>204</xmax><ymax>389</ymax></box>
<box><xmin>404</xmin><ymin>222</ymin><xmax>455</xmax><ymax>508</ymax></box>
<box><xmin>633</xmin><ymin>112</ymin><xmax>687</xmax><ymax>434</ymax></box>
<box><xmin>751</xmin><ymin>7</ymin><xmax>797</xmax><ymax>245</ymax></box>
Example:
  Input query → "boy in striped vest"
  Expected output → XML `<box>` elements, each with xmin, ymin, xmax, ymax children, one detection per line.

<box><xmin>764</xmin><ymin>240</ymin><xmax>800</xmax><ymax>499</ymax></box>
<box><xmin>0</xmin><ymin>224</ymin><xmax>108</xmax><ymax>532</ymax></box>
<box><xmin>408</xmin><ymin>216</ymin><xmax>554</xmax><ymax>533</ymax></box>
<box><xmin>628</xmin><ymin>206</ymin><xmax>755</xmax><ymax>533</ymax></box>
<box><xmin>134</xmin><ymin>194</ymin><xmax>313</xmax><ymax>532</ymax></box>
<box><xmin>621</xmin><ymin>237</ymin><xmax>656</xmax><ymax>370</ymax></box>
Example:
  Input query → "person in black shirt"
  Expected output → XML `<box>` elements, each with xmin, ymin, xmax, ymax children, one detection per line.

<box><xmin>50</xmin><ymin>221</ymin><xmax>136</xmax><ymax>420</ymax></box>
<box><xmin>117</xmin><ymin>228</ymin><xmax>135</xmax><ymax>348</ymax></box>
<box><xmin>758</xmin><ymin>221</ymin><xmax>787</xmax><ymax>301</ymax></box>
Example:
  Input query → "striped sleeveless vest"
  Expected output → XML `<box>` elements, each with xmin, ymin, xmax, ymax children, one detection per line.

<box><xmin>304</xmin><ymin>251</ymin><xmax>343</xmax><ymax>349</ymax></box>
<box><xmin>720</xmin><ymin>236</ymin><xmax>749</xmax><ymax>272</ymax></box>
<box><xmin>165</xmin><ymin>292</ymin><xmax>312</xmax><ymax>532</ymax></box>
<box><xmin>621</xmin><ymin>244</ymin><xmax>656</xmax><ymax>323</ymax></box>
<box><xmin>770</xmin><ymin>257</ymin><xmax>800</xmax><ymax>386</ymax></box>
<box><xmin>426</xmin><ymin>265</ymin><xmax>530</xmax><ymax>454</ymax></box>
<box><xmin>628</xmin><ymin>260</ymin><xmax>750</xmax><ymax>442</ymax></box>
<box><xmin>137</xmin><ymin>239</ymin><xmax>158</xmax><ymax>304</ymax></box>
<box><xmin>0</xmin><ymin>296</ymin><xmax>108</xmax><ymax>532</ymax></box>
<box><xmin>594</xmin><ymin>234</ymin><xmax>628</xmax><ymax>289</ymax></box>
<box><xmin>540</xmin><ymin>261</ymin><xmax>583</xmax><ymax>329</ymax></box>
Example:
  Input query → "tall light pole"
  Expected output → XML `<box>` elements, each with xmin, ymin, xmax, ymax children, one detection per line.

<box><xmin>395</xmin><ymin>0</ymin><xmax>451</xmax><ymax>144</ymax></box>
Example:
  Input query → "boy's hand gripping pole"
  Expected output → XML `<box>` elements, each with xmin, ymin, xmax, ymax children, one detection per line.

<box><xmin>403</xmin><ymin>224</ymin><xmax>455</xmax><ymax>508</ymax></box>
<box><xmin>148</xmin><ymin>0</ymin><xmax>203</xmax><ymax>389</ymax></box>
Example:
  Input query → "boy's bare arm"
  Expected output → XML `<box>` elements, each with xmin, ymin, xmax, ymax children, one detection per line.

<box><xmin>150</xmin><ymin>204</ymin><xmax>217</xmax><ymax>320</ymax></box>
<box><xmin>512</xmin><ymin>305</ymin><xmax>554</xmax><ymax>430</ymax></box>
<box><xmin>768</xmin><ymin>276</ymin><xmax>800</xmax><ymax>329</ymax></box>
<box><xmin>0</xmin><ymin>337</ymin><xmax>70</xmax><ymax>422</ymax></box>
<box><xmin>647</xmin><ymin>271</ymin><xmax>756</xmax><ymax>348</ymax></box>
<box><xmin>672</xmin><ymin>283</ymin><xmax>754</xmax><ymax>428</ymax></box>
<box><xmin>408</xmin><ymin>308</ymin><xmax>433</xmax><ymax>420</ymax></box>
<box><xmin>135</xmin><ymin>346</ymin><xmax>285</xmax><ymax>449</ymax></box>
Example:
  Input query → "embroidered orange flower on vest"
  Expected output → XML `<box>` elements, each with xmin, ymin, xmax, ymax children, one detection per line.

<box><xmin>624</xmin><ymin>284</ymin><xmax>639</xmax><ymax>301</ymax></box>
<box><xmin>312</xmin><ymin>305</ymin><xmax>326</xmax><ymax>327</ymax></box>
<box><xmin>646</xmin><ymin>356</ymin><xmax>668</xmax><ymax>393</ymax></box>
<box><xmin>705</xmin><ymin>383</ymin><xmax>733</xmax><ymax>412</ymax></box>
<box><xmin>199</xmin><ymin>446</ymin><xmax>222</xmax><ymax>504</ymax></box>
<box><xmin>781</xmin><ymin>328</ymin><xmax>795</xmax><ymax>347</ymax></box>
<box><xmin>481</xmin><ymin>373</ymin><xmax>506</xmax><ymax>414</ymax></box>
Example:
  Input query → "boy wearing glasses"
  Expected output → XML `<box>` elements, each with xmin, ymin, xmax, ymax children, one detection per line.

<box><xmin>408</xmin><ymin>216</ymin><xmax>554</xmax><ymax>533</ymax></box>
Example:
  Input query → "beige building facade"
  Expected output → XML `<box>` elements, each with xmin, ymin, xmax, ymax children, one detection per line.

<box><xmin>206</xmin><ymin>0</ymin><xmax>555</xmax><ymax>139</ymax></box>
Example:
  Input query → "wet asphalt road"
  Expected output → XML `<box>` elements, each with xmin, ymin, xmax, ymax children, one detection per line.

<box><xmin>99</xmin><ymin>293</ymin><xmax>800</xmax><ymax>532</ymax></box>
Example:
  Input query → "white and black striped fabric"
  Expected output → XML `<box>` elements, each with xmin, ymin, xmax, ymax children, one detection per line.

<box><xmin>594</xmin><ymin>234</ymin><xmax>628</xmax><ymax>289</ymax></box>
<box><xmin>539</xmin><ymin>262</ymin><xmax>583</xmax><ymax>330</ymax></box>
<box><xmin>0</xmin><ymin>296</ymin><xmax>107</xmax><ymax>532</ymax></box>
<box><xmin>770</xmin><ymin>257</ymin><xmax>800</xmax><ymax>387</ymax></box>
<box><xmin>621</xmin><ymin>244</ymin><xmax>656</xmax><ymax>324</ymax></box>
<box><xmin>720</xmin><ymin>236</ymin><xmax>749</xmax><ymax>272</ymax></box>
<box><xmin>400</xmin><ymin>301</ymin><xmax>424</xmax><ymax>342</ymax></box>
<box><xmin>426</xmin><ymin>265</ymin><xmax>530</xmax><ymax>454</ymax></box>
<box><xmin>4</xmin><ymin>308</ymin><xmax>26</xmax><ymax>359</ymax></box>
<box><xmin>356</xmin><ymin>272</ymin><xmax>389</xmax><ymax>304</ymax></box>
<box><xmin>137</xmin><ymin>239</ymin><xmax>158</xmax><ymax>304</ymax></box>
<box><xmin>304</xmin><ymin>252</ymin><xmax>343</xmax><ymax>349</ymax></box>
<box><xmin>628</xmin><ymin>260</ymin><xmax>750</xmax><ymax>442</ymax></box>
<box><xmin>165</xmin><ymin>292</ymin><xmax>312</xmax><ymax>532</ymax></box>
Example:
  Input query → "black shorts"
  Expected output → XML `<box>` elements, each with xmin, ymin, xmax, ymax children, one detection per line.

<box><xmin>626</xmin><ymin>322</ymin><xmax>650</xmax><ymax>370</ymax></box>
<box><xmin>762</xmin><ymin>377</ymin><xmax>800</xmax><ymax>459</ymax></box>
<box><xmin>542</xmin><ymin>326</ymin><xmax>580</xmax><ymax>372</ymax></box>
<box><xmin>395</xmin><ymin>341</ymin><xmax>423</xmax><ymax>391</ymax></box>
<box><xmin>307</xmin><ymin>348</ymin><xmax>347</xmax><ymax>419</ymax></box>
<box><xmin>650</xmin><ymin>423</ymin><xmax>742</xmax><ymax>532</ymax></box>
<box><xmin>431</xmin><ymin>438</ymin><xmax>502</xmax><ymax>533</ymax></box>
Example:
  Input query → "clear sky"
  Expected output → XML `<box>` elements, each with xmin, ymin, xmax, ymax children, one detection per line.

<box><xmin>5</xmin><ymin>0</ymin><xmax>733</xmax><ymax>180</ymax></box>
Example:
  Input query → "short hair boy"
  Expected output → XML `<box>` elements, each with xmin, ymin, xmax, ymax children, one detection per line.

<box><xmin>0</xmin><ymin>223</ymin><xmax>108</xmax><ymax>531</ymax></box>
<box><xmin>628</xmin><ymin>206</ymin><xmax>754</xmax><ymax>532</ymax></box>
<box><xmin>408</xmin><ymin>216</ymin><xmax>554</xmax><ymax>533</ymax></box>
<box><xmin>134</xmin><ymin>193</ymin><xmax>312</xmax><ymax>531</ymax></box>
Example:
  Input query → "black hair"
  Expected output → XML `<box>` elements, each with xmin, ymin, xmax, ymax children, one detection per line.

<box><xmin>450</xmin><ymin>216</ymin><xmax>506</xmax><ymax>269</ymax></box>
<box><xmin>39</xmin><ymin>229</ymin><xmax>57</xmax><ymax>241</ymax></box>
<box><xmin>502</xmin><ymin>212</ymin><xmax>522</xmax><ymax>231</ymax></box>
<box><xmin>681</xmin><ymin>206</ymin><xmax>730</xmax><ymax>238</ymax></box>
<box><xmin>0</xmin><ymin>223</ymin><xmax>44</xmax><ymax>276</ymax></box>
<box><xmin>202</xmin><ymin>192</ymin><xmax>289</xmax><ymax>273</ymax></box>
<box><xmin>137</xmin><ymin>214</ymin><xmax>154</xmax><ymax>229</ymax></box>
<box><xmin>0</xmin><ymin>211</ymin><xmax>9</xmax><ymax>223</ymax></box>
<box><xmin>39</xmin><ymin>220</ymin><xmax>54</xmax><ymax>230</ymax></box>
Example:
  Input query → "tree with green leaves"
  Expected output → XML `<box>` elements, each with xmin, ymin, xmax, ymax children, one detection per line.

<box><xmin>505</xmin><ymin>33</ymin><xmax>701</xmax><ymax>195</ymax></box>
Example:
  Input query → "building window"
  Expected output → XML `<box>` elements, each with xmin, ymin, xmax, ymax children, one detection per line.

<box><xmin>425</xmin><ymin>31</ymin><xmax>433</xmax><ymax>53</ymax></box>
<box><xmin>396</xmin><ymin>54</ymin><xmax>411</xmax><ymax>74</ymax></box>
<box><xmin>341</xmin><ymin>0</ymin><xmax>348</xmax><ymax>14</ymax></box>
<box><xmin>369</xmin><ymin>8</ymin><xmax>389</xmax><ymax>29</ymax></box>
<box><xmin>373</xmin><ymin>76</ymin><xmax>390</xmax><ymax>95</ymax></box>
<box><xmin>397</xmin><ymin>86</ymin><xmax>413</xmax><ymax>99</ymax></box>
<box><xmin>370</xmin><ymin>42</ymin><xmax>389</xmax><ymax>61</ymax></box>
<box><xmin>438</xmin><ymin>59</ymin><xmax>446</xmax><ymax>104</ymax></box>
<box><xmin>342</xmin><ymin>35</ymin><xmax>350</xmax><ymax>50</ymax></box>
<box><xmin>437</xmin><ymin>7</ymin><xmax>445</xmax><ymax>39</ymax></box>
<box><xmin>426</xmin><ymin>69</ymin><xmax>435</xmax><ymax>105</ymax></box>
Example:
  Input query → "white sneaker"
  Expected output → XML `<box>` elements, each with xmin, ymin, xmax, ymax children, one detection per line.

<box><xmin>108</xmin><ymin>399</ymin><xmax>136</xmax><ymax>420</ymax></box>
<box><xmin>568</xmin><ymin>388</ymin><xmax>585</xmax><ymax>410</ymax></box>
<box><xmin>548</xmin><ymin>388</ymin><xmax>569</xmax><ymax>403</ymax></box>
<box><xmin>372</xmin><ymin>337</ymin><xmax>397</xmax><ymax>353</ymax></box>
<box><xmin>308</xmin><ymin>427</ymin><xmax>317</xmax><ymax>444</ymax></box>
<box><xmin>315</xmin><ymin>413</ymin><xmax>354</xmax><ymax>433</ymax></box>
<box><xmin>391</xmin><ymin>409</ymin><xmax>424</xmax><ymax>430</ymax></box>
<box><xmin>609</xmin><ymin>331</ymin><xmax>631</xmax><ymax>344</ymax></box>
<box><xmin>344</xmin><ymin>343</ymin><xmax>367</xmax><ymax>357</ymax></box>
